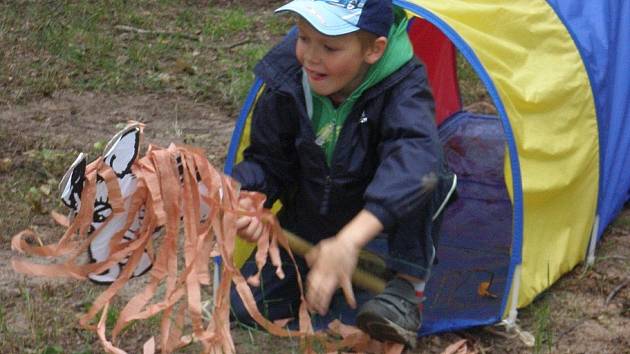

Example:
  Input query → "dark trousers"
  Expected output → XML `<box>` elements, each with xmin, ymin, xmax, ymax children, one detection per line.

<box><xmin>230</xmin><ymin>248</ymin><xmax>308</xmax><ymax>325</ymax></box>
<box><xmin>230</xmin><ymin>206</ymin><xmax>442</xmax><ymax>326</ymax></box>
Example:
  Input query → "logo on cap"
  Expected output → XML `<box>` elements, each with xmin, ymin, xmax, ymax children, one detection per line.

<box><xmin>324</xmin><ymin>0</ymin><xmax>366</xmax><ymax>10</ymax></box>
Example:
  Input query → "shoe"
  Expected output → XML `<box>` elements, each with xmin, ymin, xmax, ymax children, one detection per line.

<box><xmin>355</xmin><ymin>278</ymin><xmax>421</xmax><ymax>348</ymax></box>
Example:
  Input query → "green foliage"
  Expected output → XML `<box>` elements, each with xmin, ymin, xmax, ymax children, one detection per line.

<box><xmin>532</xmin><ymin>297</ymin><xmax>554</xmax><ymax>354</ymax></box>
<box><xmin>0</xmin><ymin>306</ymin><xmax>8</xmax><ymax>336</ymax></box>
<box><xmin>611</xmin><ymin>213</ymin><xmax>630</xmax><ymax>228</ymax></box>
<box><xmin>203</xmin><ymin>7</ymin><xmax>250</xmax><ymax>40</ymax></box>
<box><xmin>456</xmin><ymin>53</ymin><xmax>489</xmax><ymax>107</ymax></box>
<box><xmin>266</xmin><ymin>15</ymin><xmax>295</xmax><ymax>36</ymax></box>
<box><xmin>25</xmin><ymin>148</ymin><xmax>71</xmax><ymax>178</ymax></box>
<box><xmin>106</xmin><ymin>306</ymin><xmax>120</xmax><ymax>328</ymax></box>
<box><xmin>41</xmin><ymin>346</ymin><xmax>64</xmax><ymax>354</ymax></box>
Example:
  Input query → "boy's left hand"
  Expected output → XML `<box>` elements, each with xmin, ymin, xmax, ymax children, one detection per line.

<box><xmin>235</xmin><ymin>195</ymin><xmax>264</xmax><ymax>242</ymax></box>
<box><xmin>305</xmin><ymin>235</ymin><xmax>358</xmax><ymax>315</ymax></box>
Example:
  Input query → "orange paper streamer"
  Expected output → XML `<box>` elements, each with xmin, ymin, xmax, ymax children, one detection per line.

<box><xmin>10</xmin><ymin>123</ymin><xmax>400</xmax><ymax>353</ymax></box>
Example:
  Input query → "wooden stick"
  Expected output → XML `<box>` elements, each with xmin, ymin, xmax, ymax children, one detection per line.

<box><xmin>283</xmin><ymin>229</ymin><xmax>386</xmax><ymax>294</ymax></box>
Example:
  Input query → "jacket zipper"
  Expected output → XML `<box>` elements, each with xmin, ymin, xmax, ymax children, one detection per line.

<box><xmin>320</xmin><ymin>175</ymin><xmax>332</xmax><ymax>215</ymax></box>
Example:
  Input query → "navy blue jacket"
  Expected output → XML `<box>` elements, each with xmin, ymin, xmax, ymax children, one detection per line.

<box><xmin>233</xmin><ymin>31</ymin><xmax>445</xmax><ymax>244</ymax></box>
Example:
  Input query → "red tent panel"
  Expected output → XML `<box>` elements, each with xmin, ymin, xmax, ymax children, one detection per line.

<box><xmin>408</xmin><ymin>18</ymin><xmax>461</xmax><ymax>126</ymax></box>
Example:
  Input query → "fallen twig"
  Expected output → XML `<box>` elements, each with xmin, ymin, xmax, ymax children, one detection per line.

<box><xmin>605</xmin><ymin>278</ymin><xmax>630</xmax><ymax>306</ymax></box>
<box><xmin>205</xmin><ymin>38</ymin><xmax>252</xmax><ymax>50</ymax></box>
<box><xmin>114</xmin><ymin>25</ymin><xmax>199</xmax><ymax>41</ymax></box>
<box><xmin>114</xmin><ymin>25</ymin><xmax>252</xmax><ymax>50</ymax></box>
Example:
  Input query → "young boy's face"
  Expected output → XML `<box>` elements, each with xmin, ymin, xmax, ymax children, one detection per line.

<box><xmin>296</xmin><ymin>19</ymin><xmax>375</xmax><ymax>101</ymax></box>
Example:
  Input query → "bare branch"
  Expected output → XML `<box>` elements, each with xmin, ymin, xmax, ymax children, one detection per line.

<box><xmin>114</xmin><ymin>25</ymin><xmax>253</xmax><ymax>51</ymax></box>
<box><xmin>206</xmin><ymin>38</ymin><xmax>252</xmax><ymax>50</ymax></box>
<box><xmin>114</xmin><ymin>25</ymin><xmax>199</xmax><ymax>41</ymax></box>
<box><xmin>605</xmin><ymin>278</ymin><xmax>630</xmax><ymax>306</ymax></box>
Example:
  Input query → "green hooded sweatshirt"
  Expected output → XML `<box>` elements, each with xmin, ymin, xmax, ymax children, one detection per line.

<box><xmin>304</xmin><ymin>9</ymin><xmax>414</xmax><ymax>165</ymax></box>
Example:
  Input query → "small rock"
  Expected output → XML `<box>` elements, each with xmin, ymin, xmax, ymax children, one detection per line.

<box><xmin>0</xmin><ymin>157</ymin><xmax>13</xmax><ymax>172</ymax></box>
<box><xmin>6</xmin><ymin>287</ymin><xmax>21</xmax><ymax>298</ymax></box>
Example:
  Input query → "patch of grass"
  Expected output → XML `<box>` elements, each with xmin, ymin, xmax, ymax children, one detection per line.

<box><xmin>0</xmin><ymin>306</ymin><xmax>8</xmax><ymax>337</ymax></box>
<box><xmin>611</xmin><ymin>213</ymin><xmax>630</xmax><ymax>229</ymax></box>
<box><xmin>0</xmin><ymin>282</ymin><xmax>104</xmax><ymax>353</ymax></box>
<box><xmin>267</xmin><ymin>15</ymin><xmax>295</xmax><ymax>36</ymax></box>
<box><xmin>229</xmin><ymin>322</ymin><xmax>301</xmax><ymax>354</ymax></box>
<box><xmin>203</xmin><ymin>7</ymin><xmax>250</xmax><ymax>40</ymax></box>
<box><xmin>3</xmin><ymin>1</ymin><xmax>487</xmax><ymax>113</ymax></box>
<box><xmin>1</xmin><ymin>1</ymin><xmax>291</xmax><ymax>110</ymax></box>
<box><xmin>0</xmin><ymin>137</ymin><xmax>81</xmax><ymax>234</ymax></box>
<box><xmin>456</xmin><ymin>52</ymin><xmax>491</xmax><ymax>108</ymax></box>
<box><xmin>532</xmin><ymin>296</ymin><xmax>554</xmax><ymax>354</ymax></box>
<box><xmin>0</xmin><ymin>81</ymin><xmax>174</xmax><ymax>235</ymax></box>
<box><xmin>41</xmin><ymin>345</ymin><xmax>65</xmax><ymax>354</ymax></box>
<box><xmin>106</xmin><ymin>306</ymin><xmax>120</xmax><ymax>328</ymax></box>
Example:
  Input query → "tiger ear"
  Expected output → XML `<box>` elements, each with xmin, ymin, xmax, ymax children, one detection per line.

<box><xmin>102</xmin><ymin>124</ymin><xmax>141</xmax><ymax>177</ymax></box>
<box><xmin>59</xmin><ymin>153</ymin><xmax>87</xmax><ymax>210</ymax></box>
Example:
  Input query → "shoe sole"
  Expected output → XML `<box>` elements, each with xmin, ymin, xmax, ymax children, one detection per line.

<box><xmin>356</xmin><ymin>310</ymin><xmax>417</xmax><ymax>349</ymax></box>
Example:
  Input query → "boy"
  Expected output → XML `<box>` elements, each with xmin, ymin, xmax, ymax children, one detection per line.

<box><xmin>230</xmin><ymin>0</ymin><xmax>456</xmax><ymax>348</ymax></box>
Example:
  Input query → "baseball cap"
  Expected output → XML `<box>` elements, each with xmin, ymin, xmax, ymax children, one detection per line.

<box><xmin>275</xmin><ymin>0</ymin><xmax>393</xmax><ymax>37</ymax></box>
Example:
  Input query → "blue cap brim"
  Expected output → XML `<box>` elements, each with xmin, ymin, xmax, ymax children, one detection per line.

<box><xmin>275</xmin><ymin>0</ymin><xmax>360</xmax><ymax>36</ymax></box>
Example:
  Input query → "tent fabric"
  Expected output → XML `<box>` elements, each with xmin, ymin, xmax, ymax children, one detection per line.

<box><xmin>401</xmin><ymin>0</ymin><xmax>599</xmax><ymax>310</ymax></box>
<box><xmin>407</xmin><ymin>17</ymin><xmax>461</xmax><ymax>125</ymax></box>
<box><xmin>224</xmin><ymin>0</ymin><xmax>629</xmax><ymax>336</ymax></box>
<box><xmin>545</xmin><ymin>1</ymin><xmax>630</xmax><ymax>239</ymax></box>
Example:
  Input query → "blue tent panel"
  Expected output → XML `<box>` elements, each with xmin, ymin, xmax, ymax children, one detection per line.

<box><xmin>421</xmin><ymin>112</ymin><xmax>512</xmax><ymax>334</ymax></box>
<box><xmin>546</xmin><ymin>1</ymin><xmax>630</xmax><ymax>238</ymax></box>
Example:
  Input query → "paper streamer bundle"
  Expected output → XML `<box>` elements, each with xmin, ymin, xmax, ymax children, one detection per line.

<box><xmin>11</xmin><ymin>122</ymin><xmax>403</xmax><ymax>354</ymax></box>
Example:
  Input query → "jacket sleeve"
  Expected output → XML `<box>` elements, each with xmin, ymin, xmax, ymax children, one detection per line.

<box><xmin>363</xmin><ymin>67</ymin><xmax>442</xmax><ymax>231</ymax></box>
<box><xmin>231</xmin><ymin>88</ymin><xmax>298</xmax><ymax>208</ymax></box>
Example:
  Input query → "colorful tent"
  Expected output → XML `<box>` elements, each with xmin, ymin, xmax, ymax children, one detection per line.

<box><xmin>224</xmin><ymin>1</ymin><xmax>630</xmax><ymax>335</ymax></box>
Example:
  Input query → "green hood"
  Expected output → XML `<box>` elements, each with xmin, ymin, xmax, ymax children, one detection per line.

<box><xmin>306</xmin><ymin>9</ymin><xmax>414</xmax><ymax>165</ymax></box>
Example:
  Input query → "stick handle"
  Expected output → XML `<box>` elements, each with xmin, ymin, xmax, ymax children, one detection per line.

<box><xmin>283</xmin><ymin>229</ymin><xmax>386</xmax><ymax>294</ymax></box>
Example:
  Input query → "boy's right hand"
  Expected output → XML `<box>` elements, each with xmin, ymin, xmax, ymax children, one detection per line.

<box><xmin>235</xmin><ymin>195</ymin><xmax>264</xmax><ymax>242</ymax></box>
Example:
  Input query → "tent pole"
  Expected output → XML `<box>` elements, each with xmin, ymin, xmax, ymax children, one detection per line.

<box><xmin>499</xmin><ymin>265</ymin><xmax>535</xmax><ymax>347</ymax></box>
<box><xmin>586</xmin><ymin>215</ymin><xmax>600</xmax><ymax>266</ymax></box>
<box><xmin>504</xmin><ymin>264</ymin><xmax>521</xmax><ymax>327</ymax></box>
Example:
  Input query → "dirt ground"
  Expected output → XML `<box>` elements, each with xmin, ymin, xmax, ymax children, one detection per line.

<box><xmin>1</xmin><ymin>91</ymin><xmax>629</xmax><ymax>353</ymax></box>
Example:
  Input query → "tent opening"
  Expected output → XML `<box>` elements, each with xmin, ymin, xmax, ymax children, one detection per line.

<box><xmin>407</xmin><ymin>17</ymin><xmax>514</xmax><ymax>334</ymax></box>
<box><xmin>225</xmin><ymin>13</ymin><xmax>519</xmax><ymax>336</ymax></box>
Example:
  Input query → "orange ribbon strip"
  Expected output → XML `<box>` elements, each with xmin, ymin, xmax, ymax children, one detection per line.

<box><xmin>10</xmin><ymin>123</ymin><xmax>401</xmax><ymax>354</ymax></box>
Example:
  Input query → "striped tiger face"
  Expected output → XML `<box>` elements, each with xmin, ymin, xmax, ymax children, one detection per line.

<box><xmin>59</xmin><ymin>125</ymin><xmax>152</xmax><ymax>283</ymax></box>
<box><xmin>59</xmin><ymin>124</ymin><xmax>214</xmax><ymax>284</ymax></box>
